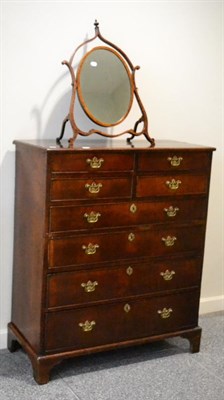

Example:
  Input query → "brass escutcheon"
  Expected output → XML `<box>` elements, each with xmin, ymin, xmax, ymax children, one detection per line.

<box><xmin>79</xmin><ymin>320</ymin><xmax>96</xmax><ymax>332</ymax></box>
<box><xmin>81</xmin><ymin>280</ymin><xmax>98</xmax><ymax>292</ymax></box>
<box><xmin>157</xmin><ymin>308</ymin><xmax>173</xmax><ymax>319</ymax></box>
<box><xmin>162</xmin><ymin>236</ymin><xmax>177</xmax><ymax>247</ymax></box>
<box><xmin>160</xmin><ymin>270</ymin><xmax>176</xmax><ymax>281</ymax></box>
<box><xmin>82</xmin><ymin>243</ymin><xmax>99</xmax><ymax>255</ymax></box>
<box><xmin>124</xmin><ymin>303</ymin><xmax>131</xmax><ymax>313</ymax></box>
<box><xmin>130</xmin><ymin>203</ymin><xmax>137</xmax><ymax>214</ymax></box>
<box><xmin>126</xmin><ymin>266</ymin><xmax>133</xmax><ymax>276</ymax></box>
<box><xmin>85</xmin><ymin>182</ymin><xmax>102</xmax><ymax>194</ymax></box>
<box><xmin>166</xmin><ymin>179</ymin><xmax>182</xmax><ymax>190</ymax></box>
<box><xmin>168</xmin><ymin>156</ymin><xmax>183</xmax><ymax>167</ymax></box>
<box><xmin>128</xmin><ymin>233</ymin><xmax>135</xmax><ymax>242</ymax></box>
<box><xmin>164</xmin><ymin>206</ymin><xmax>179</xmax><ymax>217</ymax></box>
<box><xmin>84</xmin><ymin>211</ymin><xmax>101</xmax><ymax>223</ymax></box>
<box><xmin>86</xmin><ymin>157</ymin><xmax>104</xmax><ymax>169</ymax></box>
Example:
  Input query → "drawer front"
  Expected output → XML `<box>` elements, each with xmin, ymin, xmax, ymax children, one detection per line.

<box><xmin>50</xmin><ymin>152</ymin><xmax>134</xmax><ymax>172</ymax></box>
<box><xmin>48</xmin><ymin>225</ymin><xmax>205</xmax><ymax>268</ymax></box>
<box><xmin>50</xmin><ymin>177</ymin><xmax>132</xmax><ymax>201</ymax></box>
<box><xmin>45</xmin><ymin>290</ymin><xmax>199</xmax><ymax>351</ymax></box>
<box><xmin>138</xmin><ymin>151</ymin><xmax>211</xmax><ymax>172</ymax></box>
<box><xmin>49</xmin><ymin>197</ymin><xmax>207</xmax><ymax>233</ymax></box>
<box><xmin>136</xmin><ymin>174</ymin><xmax>209</xmax><ymax>197</ymax></box>
<box><xmin>47</xmin><ymin>257</ymin><xmax>202</xmax><ymax>308</ymax></box>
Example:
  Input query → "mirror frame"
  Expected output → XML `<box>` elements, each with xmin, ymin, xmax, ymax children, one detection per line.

<box><xmin>57</xmin><ymin>21</ymin><xmax>155</xmax><ymax>147</ymax></box>
<box><xmin>76</xmin><ymin>46</ymin><xmax>134</xmax><ymax>127</ymax></box>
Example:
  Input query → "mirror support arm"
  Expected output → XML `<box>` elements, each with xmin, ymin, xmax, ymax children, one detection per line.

<box><xmin>56</xmin><ymin>115</ymin><xmax>69</xmax><ymax>144</ymax></box>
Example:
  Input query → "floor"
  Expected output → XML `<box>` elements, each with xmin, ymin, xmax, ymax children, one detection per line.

<box><xmin>0</xmin><ymin>312</ymin><xmax>223</xmax><ymax>400</ymax></box>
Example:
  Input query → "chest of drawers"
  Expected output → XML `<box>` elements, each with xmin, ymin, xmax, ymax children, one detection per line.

<box><xmin>8</xmin><ymin>139</ymin><xmax>215</xmax><ymax>384</ymax></box>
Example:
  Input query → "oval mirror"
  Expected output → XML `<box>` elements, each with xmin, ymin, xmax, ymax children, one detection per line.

<box><xmin>77</xmin><ymin>46</ymin><xmax>133</xmax><ymax>127</ymax></box>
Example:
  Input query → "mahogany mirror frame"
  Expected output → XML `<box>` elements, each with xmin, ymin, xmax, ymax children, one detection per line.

<box><xmin>57</xmin><ymin>20</ymin><xmax>155</xmax><ymax>147</ymax></box>
<box><xmin>76</xmin><ymin>46</ymin><xmax>134</xmax><ymax>128</ymax></box>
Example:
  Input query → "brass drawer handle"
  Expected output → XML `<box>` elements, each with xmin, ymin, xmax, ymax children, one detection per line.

<box><xmin>85</xmin><ymin>182</ymin><xmax>102</xmax><ymax>194</ymax></box>
<box><xmin>128</xmin><ymin>233</ymin><xmax>135</xmax><ymax>242</ymax></box>
<box><xmin>162</xmin><ymin>236</ymin><xmax>177</xmax><ymax>247</ymax></box>
<box><xmin>81</xmin><ymin>280</ymin><xmax>98</xmax><ymax>292</ymax></box>
<box><xmin>84</xmin><ymin>211</ymin><xmax>101</xmax><ymax>223</ymax></box>
<box><xmin>158</xmin><ymin>308</ymin><xmax>173</xmax><ymax>319</ymax></box>
<box><xmin>86</xmin><ymin>157</ymin><xmax>104</xmax><ymax>169</ymax></box>
<box><xmin>82</xmin><ymin>243</ymin><xmax>99</xmax><ymax>255</ymax></box>
<box><xmin>130</xmin><ymin>203</ymin><xmax>137</xmax><ymax>213</ymax></box>
<box><xmin>124</xmin><ymin>303</ymin><xmax>131</xmax><ymax>313</ymax></box>
<box><xmin>79</xmin><ymin>320</ymin><xmax>96</xmax><ymax>332</ymax></box>
<box><xmin>126</xmin><ymin>266</ymin><xmax>133</xmax><ymax>276</ymax></box>
<box><xmin>164</xmin><ymin>206</ymin><xmax>179</xmax><ymax>217</ymax></box>
<box><xmin>166</xmin><ymin>179</ymin><xmax>181</xmax><ymax>190</ymax></box>
<box><xmin>160</xmin><ymin>270</ymin><xmax>176</xmax><ymax>281</ymax></box>
<box><xmin>168</xmin><ymin>156</ymin><xmax>183</xmax><ymax>167</ymax></box>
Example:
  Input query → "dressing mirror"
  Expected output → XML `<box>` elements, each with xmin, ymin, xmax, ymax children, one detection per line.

<box><xmin>77</xmin><ymin>46</ymin><xmax>133</xmax><ymax>127</ymax></box>
<box><xmin>57</xmin><ymin>21</ymin><xmax>155</xmax><ymax>146</ymax></box>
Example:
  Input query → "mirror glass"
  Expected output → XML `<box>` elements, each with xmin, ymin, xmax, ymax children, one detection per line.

<box><xmin>77</xmin><ymin>46</ymin><xmax>133</xmax><ymax>127</ymax></box>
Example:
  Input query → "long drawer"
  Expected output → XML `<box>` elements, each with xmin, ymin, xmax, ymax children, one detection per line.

<box><xmin>47</xmin><ymin>257</ymin><xmax>202</xmax><ymax>308</ymax></box>
<box><xmin>49</xmin><ymin>197</ymin><xmax>207</xmax><ymax>233</ymax></box>
<box><xmin>48</xmin><ymin>224</ymin><xmax>205</xmax><ymax>268</ymax></box>
<box><xmin>45</xmin><ymin>290</ymin><xmax>200</xmax><ymax>352</ymax></box>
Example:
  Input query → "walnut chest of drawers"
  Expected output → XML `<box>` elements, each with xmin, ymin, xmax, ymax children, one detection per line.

<box><xmin>8</xmin><ymin>139</ymin><xmax>215</xmax><ymax>384</ymax></box>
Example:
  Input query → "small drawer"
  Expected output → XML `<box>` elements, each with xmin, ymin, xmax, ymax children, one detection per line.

<box><xmin>45</xmin><ymin>290</ymin><xmax>199</xmax><ymax>351</ymax></box>
<box><xmin>138</xmin><ymin>151</ymin><xmax>211</xmax><ymax>172</ymax></box>
<box><xmin>136</xmin><ymin>174</ymin><xmax>209</xmax><ymax>198</ymax></box>
<box><xmin>50</xmin><ymin>152</ymin><xmax>134</xmax><ymax>173</ymax></box>
<box><xmin>49</xmin><ymin>197</ymin><xmax>207</xmax><ymax>233</ymax></box>
<box><xmin>47</xmin><ymin>257</ymin><xmax>202</xmax><ymax>309</ymax></box>
<box><xmin>48</xmin><ymin>225</ymin><xmax>205</xmax><ymax>269</ymax></box>
<box><xmin>50</xmin><ymin>176</ymin><xmax>132</xmax><ymax>201</ymax></box>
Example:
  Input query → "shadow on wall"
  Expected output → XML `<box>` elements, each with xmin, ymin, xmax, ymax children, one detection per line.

<box><xmin>1</xmin><ymin>149</ymin><xmax>16</xmax><ymax>311</ymax></box>
<box><xmin>31</xmin><ymin>74</ymin><xmax>110</xmax><ymax>144</ymax></box>
<box><xmin>44</xmin><ymin>91</ymin><xmax>112</xmax><ymax>143</ymax></box>
<box><xmin>30</xmin><ymin>33</ymin><xmax>111</xmax><ymax>145</ymax></box>
<box><xmin>30</xmin><ymin>66</ymin><xmax>145</xmax><ymax>146</ymax></box>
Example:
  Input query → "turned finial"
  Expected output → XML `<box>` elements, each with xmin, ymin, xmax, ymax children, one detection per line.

<box><xmin>94</xmin><ymin>19</ymin><xmax>100</xmax><ymax>33</ymax></box>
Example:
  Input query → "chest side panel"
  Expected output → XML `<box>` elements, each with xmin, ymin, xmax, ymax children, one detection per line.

<box><xmin>11</xmin><ymin>143</ymin><xmax>48</xmax><ymax>352</ymax></box>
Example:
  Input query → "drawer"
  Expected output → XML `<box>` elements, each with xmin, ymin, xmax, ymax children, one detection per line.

<box><xmin>50</xmin><ymin>152</ymin><xmax>134</xmax><ymax>172</ymax></box>
<box><xmin>138</xmin><ymin>151</ymin><xmax>211</xmax><ymax>172</ymax></box>
<box><xmin>136</xmin><ymin>174</ymin><xmax>209</xmax><ymax>197</ymax></box>
<box><xmin>45</xmin><ymin>290</ymin><xmax>199</xmax><ymax>351</ymax></box>
<box><xmin>50</xmin><ymin>176</ymin><xmax>132</xmax><ymax>201</ymax></box>
<box><xmin>48</xmin><ymin>225</ymin><xmax>205</xmax><ymax>268</ymax></box>
<box><xmin>47</xmin><ymin>257</ymin><xmax>202</xmax><ymax>308</ymax></box>
<box><xmin>49</xmin><ymin>198</ymin><xmax>207</xmax><ymax>233</ymax></box>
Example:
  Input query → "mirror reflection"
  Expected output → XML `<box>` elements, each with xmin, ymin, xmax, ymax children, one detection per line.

<box><xmin>77</xmin><ymin>47</ymin><xmax>133</xmax><ymax>127</ymax></box>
